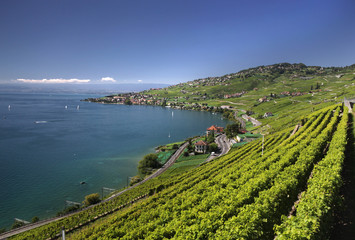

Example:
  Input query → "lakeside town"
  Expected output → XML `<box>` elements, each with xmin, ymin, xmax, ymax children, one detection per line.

<box><xmin>82</xmin><ymin>87</ymin><xmax>317</xmax><ymax>117</ymax></box>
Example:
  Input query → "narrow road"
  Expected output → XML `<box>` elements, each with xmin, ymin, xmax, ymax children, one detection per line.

<box><xmin>241</xmin><ymin>114</ymin><xmax>262</xmax><ymax>127</ymax></box>
<box><xmin>106</xmin><ymin>141</ymin><xmax>188</xmax><ymax>201</ymax></box>
<box><xmin>217</xmin><ymin>134</ymin><xmax>231</xmax><ymax>156</ymax></box>
<box><xmin>217</xmin><ymin>100</ymin><xmax>246</xmax><ymax>105</ymax></box>
<box><xmin>0</xmin><ymin>142</ymin><xmax>188</xmax><ymax>239</ymax></box>
<box><xmin>206</xmin><ymin>134</ymin><xmax>231</xmax><ymax>162</ymax></box>
<box><xmin>234</xmin><ymin>111</ymin><xmax>246</xmax><ymax>128</ymax></box>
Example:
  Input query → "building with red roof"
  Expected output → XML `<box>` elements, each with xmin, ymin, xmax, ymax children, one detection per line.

<box><xmin>207</xmin><ymin>125</ymin><xmax>224</xmax><ymax>135</ymax></box>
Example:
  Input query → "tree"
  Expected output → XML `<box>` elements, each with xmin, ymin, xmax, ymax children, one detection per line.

<box><xmin>206</xmin><ymin>132</ymin><xmax>215</xmax><ymax>143</ymax></box>
<box><xmin>222</xmin><ymin>110</ymin><xmax>234</xmax><ymax>120</ymax></box>
<box><xmin>208</xmin><ymin>143</ymin><xmax>218</xmax><ymax>153</ymax></box>
<box><xmin>129</xmin><ymin>175</ymin><xmax>142</xmax><ymax>186</ymax></box>
<box><xmin>246</xmin><ymin>109</ymin><xmax>254</xmax><ymax>115</ymax></box>
<box><xmin>187</xmin><ymin>143</ymin><xmax>194</xmax><ymax>153</ymax></box>
<box><xmin>56</xmin><ymin>205</ymin><xmax>80</xmax><ymax>217</ymax></box>
<box><xmin>31</xmin><ymin>216</ymin><xmax>39</xmax><ymax>223</ymax></box>
<box><xmin>316</xmin><ymin>82</ymin><xmax>320</xmax><ymax>89</ymax></box>
<box><xmin>11</xmin><ymin>220</ymin><xmax>25</xmax><ymax>230</ymax></box>
<box><xmin>138</xmin><ymin>153</ymin><xmax>162</xmax><ymax>175</ymax></box>
<box><xmin>225</xmin><ymin>123</ymin><xmax>240</xmax><ymax>139</ymax></box>
<box><xmin>124</xmin><ymin>97</ymin><xmax>132</xmax><ymax>105</ymax></box>
<box><xmin>83</xmin><ymin>193</ymin><xmax>101</xmax><ymax>206</ymax></box>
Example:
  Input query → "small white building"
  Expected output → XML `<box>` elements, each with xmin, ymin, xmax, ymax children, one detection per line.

<box><xmin>263</xmin><ymin>112</ymin><xmax>273</xmax><ymax>118</ymax></box>
<box><xmin>195</xmin><ymin>140</ymin><xmax>208</xmax><ymax>153</ymax></box>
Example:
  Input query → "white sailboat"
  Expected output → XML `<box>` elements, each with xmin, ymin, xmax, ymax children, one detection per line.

<box><xmin>168</xmin><ymin>132</ymin><xmax>171</xmax><ymax>138</ymax></box>
<box><xmin>172</xmin><ymin>111</ymin><xmax>174</xmax><ymax>118</ymax></box>
<box><xmin>76</xmin><ymin>105</ymin><xmax>80</xmax><ymax>110</ymax></box>
<box><xmin>8</xmin><ymin>105</ymin><xmax>11</xmax><ymax>110</ymax></box>
<box><xmin>65</xmin><ymin>105</ymin><xmax>68</xmax><ymax>109</ymax></box>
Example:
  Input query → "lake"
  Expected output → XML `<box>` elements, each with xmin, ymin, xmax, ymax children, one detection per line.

<box><xmin>0</xmin><ymin>92</ymin><xmax>231</xmax><ymax>228</ymax></box>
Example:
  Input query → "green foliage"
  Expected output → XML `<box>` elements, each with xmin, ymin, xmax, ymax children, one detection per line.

<box><xmin>31</xmin><ymin>216</ymin><xmax>39</xmax><ymax>223</ymax></box>
<box><xmin>138</xmin><ymin>153</ymin><xmax>162</xmax><ymax>176</ymax></box>
<box><xmin>158</xmin><ymin>141</ymin><xmax>184</xmax><ymax>151</ymax></box>
<box><xmin>172</xmin><ymin>153</ymin><xmax>209</xmax><ymax>169</ymax></box>
<box><xmin>65</xmin><ymin>105</ymin><xmax>339</xmax><ymax>239</ymax></box>
<box><xmin>56</xmin><ymin>205</ymin><xmax>80</xmax><ymax>217</ymax></box>
<box><xmin>208</xmin><ymin>143</ymin><xmax>218</xmax><ymax>152</ymax></box>
<box><xmin>156</xmin><ymin>150</ymin><xmax>174</xmax><ymax>165</ymax></box>
<box><xmin>187</xmin><ymin>143</ymin><xmax>194</xmax><ymax>153</ymax></box>
<box><xmin>129</xmin><ymin>175</ymin><xmax>142</xmax><ymax>186</ymax></box>
<box><xmin>222</xmin><ymin>110</ymin><xmax>235</xmax><ymax>120</ymax></box>
<box><xmin>10</xmin><ymin>104</ymin><xmax>350</xmax><ymax>240</ymax></box>
<box><xmin>275</xmin><ymin>108</ymin><xmax>349</xmax><ymax>239</ymax></box>
<box><xmin>83</xmin><ymin>193</ymin><xmax>101</xmax><ymax>206</ymax></box>
<box><xmin>225</xmin><ymin>123</ymin><xmax>240</xmax><ymax>139</ymax></box>
<box><xmin>11</xmin><ymin>220</ymin><xmax>25</xmax><ymax>230</ymax></box>
<box><xmin>206</xmin><ymin>132</ymin><xmax>215</xmax><ymax>143</ymax></box>
<box><xmin>124</xmin><ymin>97</ymin><xmax>132</xmax><ymax>105</ymax></box>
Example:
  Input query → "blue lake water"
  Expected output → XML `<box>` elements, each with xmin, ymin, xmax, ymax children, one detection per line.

<box><xmin>0</xmin><ymin>92</ymin><xmax>231</xmax><ymax>228</ymax></box>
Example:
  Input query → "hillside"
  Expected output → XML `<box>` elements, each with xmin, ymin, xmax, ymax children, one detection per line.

<box><xmin>6</xmin><ymin>63</ymin><xmax>355</xmax><ymax>239</ymax></box>
<box><xmin>88</xmin><ymin>63</ymin><xmax>355</xmax><ymax>132</ymax></box>
<box><xmin>67</xmin><ymin>106</ymin><xmax>348</xmax><ymax>240</ymax></box>
<box><xmin>10</xmin><ymin>104</ymin><xmax>352</xmax><ymax>239</ymax></box>
<box><xmin>146</xmin><ymin>63</ymin><xmax>355</xmax><ymax>129</ymax></box>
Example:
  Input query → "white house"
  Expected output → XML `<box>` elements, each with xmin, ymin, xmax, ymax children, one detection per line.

<box><xmin>195</xmin><ymin>140</ymin><xmax>208</xmax><ymax>153</ymax></box>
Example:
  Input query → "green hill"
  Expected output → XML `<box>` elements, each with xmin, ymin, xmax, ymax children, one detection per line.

<box><xmin>88</xmin><ymin>62</ymin><xmax>355</xmax><ymax>132</ymax></box>
<box><xmin>8</xmin><ymin>63</ymin><xmax>355</xmax><ymax>239</ymax></box>
<box><xmin>144</xmin><ymin>63</ymin><xmax>355</xmax><ymax>129</ymax></box>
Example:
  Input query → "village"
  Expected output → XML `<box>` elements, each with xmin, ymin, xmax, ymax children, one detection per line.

<box><xmin>186</xmin><ymin>124</ymin><xmax>261</xmax><ymax>157</ymax></box>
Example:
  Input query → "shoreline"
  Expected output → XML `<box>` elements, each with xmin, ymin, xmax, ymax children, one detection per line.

<box><xmin>0</xmin><ymin>94</ymin><xmax>232</xmax><ymax>231</ymax></box>
<box><xmin>0</xmin><ymin>142</ymin><xmax>190</xmax><ymax>239</ymax></box>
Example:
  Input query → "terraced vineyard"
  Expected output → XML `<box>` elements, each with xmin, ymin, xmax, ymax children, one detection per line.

<box><xmin>8</xmin><ymin>104</ymin><xmax>349</xmax><ymax>239</ymax></box>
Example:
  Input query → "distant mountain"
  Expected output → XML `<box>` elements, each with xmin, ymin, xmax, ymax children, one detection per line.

<box><xmin>0</xmin><ymin>83</ymin><xmax>170</xmax><ymax>94</ymax></box>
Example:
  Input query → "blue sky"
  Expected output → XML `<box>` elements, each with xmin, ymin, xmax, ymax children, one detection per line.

<box><xmin>1</xmin><ymin>0</ymin><xmax>354</xmax><ymax>85</ymax></box>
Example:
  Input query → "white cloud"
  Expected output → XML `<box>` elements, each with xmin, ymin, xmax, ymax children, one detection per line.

<box><xmin>17</xmin><ymin>78</ymin><xmax>91</xmax><ymax>84</ymax></box>
<box><xmin>101</xmin><ymin>77</ymin><xmax>116</xmax><ymax>82</ymax></box>
<box><xmin>137</xmin><ymin>80</ymin><xmax>143</xmax><ymax>83</ymax></box>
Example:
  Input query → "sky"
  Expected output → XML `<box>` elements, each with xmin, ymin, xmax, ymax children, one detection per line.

<box><xmin>1</xmin><ymin>0</ymin><xmax>355</xmax><ymax>85</ymax></box>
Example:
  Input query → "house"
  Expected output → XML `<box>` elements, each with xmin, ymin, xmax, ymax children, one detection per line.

<box><xmin>238</xmin><ymin>129</ymin><xmax>247</xmax><ymax>134</ymax></box>
<box><xmin>195</xmin><ymin>140</ymin><xmax>208</xmax><ymax>153</ymax></box>
<box><xmin>263</xmin><ymin>112</ymin><xmax>273</xmax><ymax>118</ymax></box>
<box><xmin>258</xmin><ymin>97</ymin><xmax>268</xmax><ymax>103</ymax></box>
<box><xmin>220</xmin><ymin>105</ymin><xmax>232</xmax><ymax>109</ymax></box>
<box><xmin>207</xmin><ymin>125</ymin><xmax>224</xmax><ymax>135</ymax></box>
